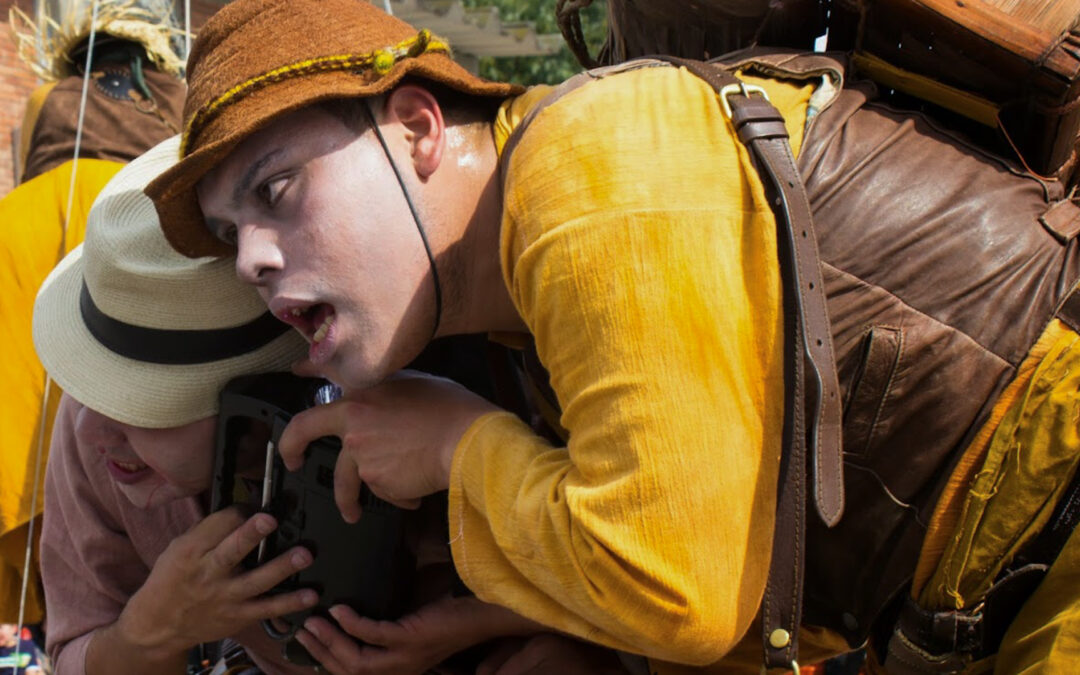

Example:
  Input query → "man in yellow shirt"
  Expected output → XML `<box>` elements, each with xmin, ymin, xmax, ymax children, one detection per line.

<box><xmin>147</xmin><ymin>1</ymin><xmax>1080</xmax><ymax>673</ymax></box>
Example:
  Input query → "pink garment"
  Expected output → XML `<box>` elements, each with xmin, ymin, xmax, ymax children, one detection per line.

<box><xmin>41</xmin><ymin>394</ymin><xmax>313</xmax><ymax>674</ymax></box>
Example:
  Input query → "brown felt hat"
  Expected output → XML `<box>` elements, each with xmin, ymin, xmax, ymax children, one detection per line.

<box><xmin>146</xmin><ymin>0</ymin><xmax>521</xmax><ymax>258</ymax></box>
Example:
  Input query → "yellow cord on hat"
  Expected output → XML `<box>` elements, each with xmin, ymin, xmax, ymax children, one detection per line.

<box><xmin>180</xmin><ymin>29</ymin><xmax>450</xmax><ymax>156</ymax></box>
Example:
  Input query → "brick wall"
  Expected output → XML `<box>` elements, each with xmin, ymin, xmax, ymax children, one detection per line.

<box><xmin>0</xmin><ymin>0</ymin><xmax>226</xmax><ymax>197</ymax></box>
<box><xmin>0</xmin><ymin>0</ymin><xmax>38</xmax><ymax>195</ymax></box>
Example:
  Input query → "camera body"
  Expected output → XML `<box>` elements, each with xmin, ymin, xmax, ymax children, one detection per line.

<box><xmin>211</xmin><ymin>372</ymin><xmax>414</xmax><ymax>641</ymax></box>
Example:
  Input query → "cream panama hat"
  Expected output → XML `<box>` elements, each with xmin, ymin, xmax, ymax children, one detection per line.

<box><xmin>33</xmin><ymin>135</ymin><xmax>307</xmax><ymax>428</ymax></box>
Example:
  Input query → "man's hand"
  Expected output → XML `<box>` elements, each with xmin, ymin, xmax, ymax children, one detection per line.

<box><xmin>278</xmin><ymin>371</ymin><xmax>500</xmax><ymax>520</ymax></box>
<box><xmin>293</xmin><ymin>595</ymin><xmax>543</xmax><ymax>675</ymax></box>
<box><xmin>106</xmin><ymin>508</ymin><xmax>317</xmax><ymax>663</ymax></box>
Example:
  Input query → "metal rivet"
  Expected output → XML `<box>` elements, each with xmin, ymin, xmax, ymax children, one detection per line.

<box><xmin>769</xmin><ymin>628</ymin><xmax>791</xmax><ymax>649</ymax></box>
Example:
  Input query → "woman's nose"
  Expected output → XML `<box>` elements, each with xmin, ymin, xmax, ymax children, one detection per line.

<box><xmin>74</xmin><ymin>405</ymin><xmax>128</xmax><ymax>448</ymax></box>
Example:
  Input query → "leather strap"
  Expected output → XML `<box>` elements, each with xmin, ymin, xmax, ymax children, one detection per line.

<box><xmin>652</xmin><ymin>55</ymin><xmax>844</xmax><ymax>670</ymax></box>
<box><xmin>886</xmin><ymin>564</ymin><xmax>1048</xmax><ymax>675</ymax></box>
<box><xmin>654</xmin><ymin>55</ymin><xmax>845</xmax><ymax>527</ymax></box>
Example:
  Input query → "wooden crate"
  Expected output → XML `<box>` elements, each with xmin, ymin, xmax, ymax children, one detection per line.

<box><xmin>829</xmin><ymin>0</ymin><xmax>1080</xmax><ymax>178</ymax></box>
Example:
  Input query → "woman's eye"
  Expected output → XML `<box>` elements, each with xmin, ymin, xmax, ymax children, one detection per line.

<box><xmin>218</xmin><ymin>224</ymin><xmax>237</xmax><ymax>246</ymax></box>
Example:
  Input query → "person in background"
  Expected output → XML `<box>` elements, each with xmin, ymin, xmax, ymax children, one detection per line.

<box><xmin>0</xmin><ymin>624</ymin><xmax>43</xmax><ymax>675</ymax></box>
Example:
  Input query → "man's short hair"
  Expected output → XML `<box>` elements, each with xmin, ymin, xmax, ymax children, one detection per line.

<box><xmin>316</xmin><ymin>79</ymin><xmax>502</xmax><ymax>134</ymax></box>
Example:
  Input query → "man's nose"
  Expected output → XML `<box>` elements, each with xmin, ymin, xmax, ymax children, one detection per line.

<box><xmin>235</xmin><ymin>225</ymin><xmax>284</xmax><ymax>286</ymax></box>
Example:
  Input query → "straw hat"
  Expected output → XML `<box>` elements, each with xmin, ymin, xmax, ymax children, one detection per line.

<box><xmin>33</xmin><ymin>135</ymin><xmax>308</xmax><ymax>428</ymax></box>
<box><xmin>146</xmin><ymin>0</ymin><xmax>523</xmax><ymax>259</ymax></box>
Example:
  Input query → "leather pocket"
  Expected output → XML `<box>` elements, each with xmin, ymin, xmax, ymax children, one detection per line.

<box><xmin>843</xmin><ymin>325</ymin><xmax>903</xmax><ymax>459</ymax></box>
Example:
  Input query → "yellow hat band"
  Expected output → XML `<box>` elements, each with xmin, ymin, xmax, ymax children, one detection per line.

<box><xmin>181</xmin><ymin>28</ymin><xmax>450</xmax><ymax>156</ymax></box>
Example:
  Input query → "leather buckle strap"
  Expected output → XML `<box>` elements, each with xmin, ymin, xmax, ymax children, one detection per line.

<box><xmin>651</xmin><ymin>55</ymin><xmax>845</xmax><ymax>526</ymax></box>
<box><xmin>723</xmin><ymin>76</ymin><xmax>845</xmax><ymax>529</ymax></box>
<box><xmin>885</xmin><ymin>564</ymin><xmax>1049</xmax><ymax>674</ymax></box>
<box><xmin>896</xmin><ymin>596</ymin><xmax>984</xmax><ymax>658</ymax></box>
<box><xmin>719</xmin><ymin>82</ymin><xmax>770</xmax><ymax>118</ymax></box>
<box><xmin>651</xmin><ymin>55</ymin><xmax>845</xmax><ymax>671</ymax></box>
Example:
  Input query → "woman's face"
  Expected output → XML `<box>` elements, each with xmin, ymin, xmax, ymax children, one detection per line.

<box><xmin>73</xmin><ymin>402</ymin><xmax>217</xmax><ymax>509</ymax></box>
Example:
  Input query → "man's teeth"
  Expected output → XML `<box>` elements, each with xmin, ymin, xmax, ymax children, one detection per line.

<box><xmin>113</xmin><ymin>460</ymin><xmax>145</xmax><ymax>472</ymax></box>
<box><xmin>312</xmin><ymin>313</ymin><xmax>335</xmax><ymax>343</ymax></box>
<box><xmin>291</xmin><ymin>308</ymin><xmax>303</xmax><ymax>317</ymax></box>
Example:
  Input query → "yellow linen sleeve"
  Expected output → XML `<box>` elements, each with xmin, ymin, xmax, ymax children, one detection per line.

<box><xmin>450</xmin><ymin>68</ymin><xmax>810</xmax><ymax>664</ymax></box>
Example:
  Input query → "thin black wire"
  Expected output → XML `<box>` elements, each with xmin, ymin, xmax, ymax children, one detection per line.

<box><xmin>362</xmin><ymin>101</ymin><xmax>443</xmax><ymax>340</ymax></box>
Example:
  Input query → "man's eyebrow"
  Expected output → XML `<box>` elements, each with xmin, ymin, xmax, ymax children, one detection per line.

<box><xmin>232</xmin><ymin>148</ymin><xmax>285</xmax><ymax>208</ymax></box>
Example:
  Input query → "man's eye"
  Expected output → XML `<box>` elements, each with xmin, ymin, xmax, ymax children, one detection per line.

<box><xmin>218</xmin><ymin>225</ymin><xmax>237</xmax><ymax>246</ymax></box>
<box><xmin>258</xmin><ymin>176</ymin><xmax>289</xmax><ymax>206</ymax></box>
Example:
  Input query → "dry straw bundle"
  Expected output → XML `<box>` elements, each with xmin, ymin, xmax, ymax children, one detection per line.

<box><xmin>9</xmin><ymin>0</ymin><xmax>188</xmax><ymax>81</ymax></box>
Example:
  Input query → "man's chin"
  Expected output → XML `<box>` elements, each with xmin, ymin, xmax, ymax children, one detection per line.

<box><xmin>327</xmin><ymin>339</ymin><xmax>422</xmax><ymax>390</ymax></box>
<box><xmin>326</xmin><ymin>359</ymin><xmax>389</xmax><ymax>392</ymax></box>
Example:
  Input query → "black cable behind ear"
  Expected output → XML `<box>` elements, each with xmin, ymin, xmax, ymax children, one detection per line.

<box><xmin>362</xmin><ymin>99</ymin><xmax>443</xmax><ymax>341</ymax></box>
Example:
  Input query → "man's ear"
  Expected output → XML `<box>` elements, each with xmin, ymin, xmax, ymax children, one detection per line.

<box><xmin>383</xmin><ymin>84</ymin><xmax>445</xmax><ymax>180</ymax></box>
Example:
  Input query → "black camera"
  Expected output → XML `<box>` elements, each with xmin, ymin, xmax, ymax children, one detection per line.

<box><xmin>211</xmin><ymin>373</ymin><xmax>415</xmax><ymax>650</ymax></box>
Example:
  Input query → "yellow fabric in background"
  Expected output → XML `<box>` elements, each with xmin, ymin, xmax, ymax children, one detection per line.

<box><xmin>911</xmin><ymin>319</ymin><xmax>1080</xmax><ymax>672</ymax></box>
<box><xmin>0</xmin><ymin>158</ymin><xmax>122</xmax><ymax>621</ymax></box>
<box><xmin>0</xmin><ymin>524</ymin><xmax>42</xmax><ymax>622</ymax></box>
<box><xmin>993</xmin><ymin>511</ymin><xmax>1080</xmax><ymax>673</ymax></box>
<box><xmin>920</xmin><ymin>320</ymin><xmax>1080</xmax><ymax>610</ymax></box>
<box><xmin>912</xmin><ymin>326</ymin><xmax>1054</xmax><ymax>598</ymax></box>
<box><xmin>451</xmin><ymin>65</ymin><xmax>819</xmax><ymax>670</ymax></box>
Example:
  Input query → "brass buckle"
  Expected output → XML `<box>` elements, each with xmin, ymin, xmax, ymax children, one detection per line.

<box><xmin>720</xmin><ymin>82</ymin><xmax>770</xmax><ymax>119</ymax></box>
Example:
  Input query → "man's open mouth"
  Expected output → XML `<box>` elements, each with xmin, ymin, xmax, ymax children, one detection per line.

<box><xmin>278</xmin><ymin>303</ymin><xmax>337</xmax><ymax>344</ymax></box>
